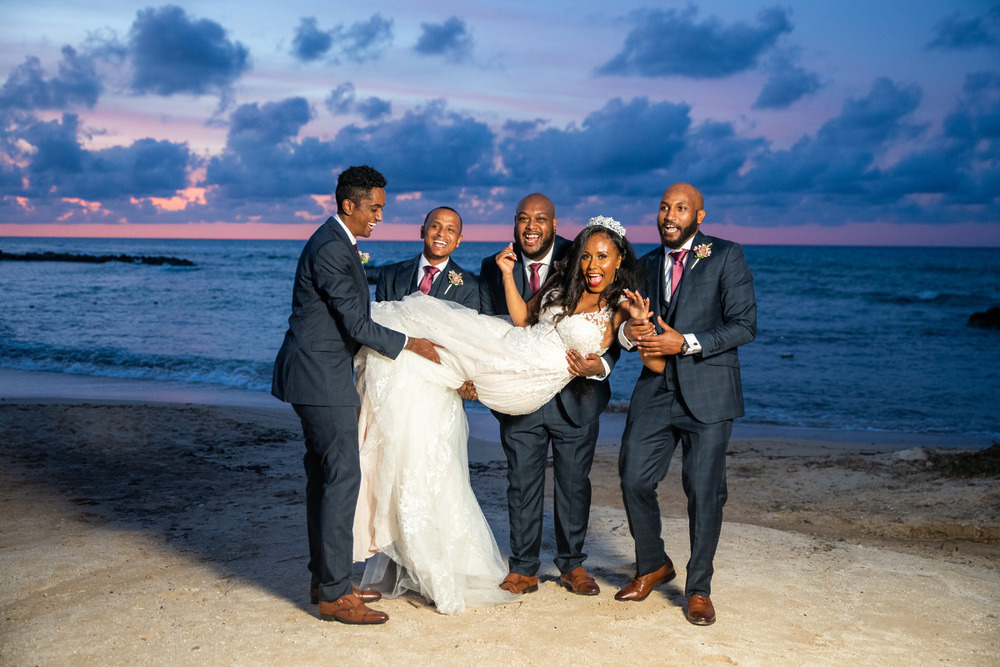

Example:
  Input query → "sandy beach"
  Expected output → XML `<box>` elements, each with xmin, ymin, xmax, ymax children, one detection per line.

<box><xmin>1</xmin><ymin>369</ymin><xmax>998</xmax><ymax>665</ymax></box>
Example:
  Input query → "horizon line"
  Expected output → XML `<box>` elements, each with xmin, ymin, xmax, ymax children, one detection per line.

<box><xmin>1</xmin><ymin>221</ymin><xmax>999</xmax><ymax>247</ymax></box>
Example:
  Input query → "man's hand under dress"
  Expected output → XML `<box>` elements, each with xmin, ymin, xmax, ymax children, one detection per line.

<box><xmin>636</xmin><ymin>317</ymin><xmax>685</xmax><ymax>356</ymax></box>
<box><xmin>457</xmin><ymin>380</ymin><xmax>478</xmax><ymax>401</ymax></box>
<box><xmin>566</xmin><ymin>349</ymin><xmax>606</xmax><ymax>378</ymax></box>
<box><xmin>405</xmin><ymin>337</ymin><xmax>443</xmax><ymax>364</ymax></box>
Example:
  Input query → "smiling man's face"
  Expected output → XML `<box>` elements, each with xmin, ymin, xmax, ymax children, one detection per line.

<box><xmin>514</xmin><ymin>193</ymin><xmax>557</xmax><ymax>261</ymax></box>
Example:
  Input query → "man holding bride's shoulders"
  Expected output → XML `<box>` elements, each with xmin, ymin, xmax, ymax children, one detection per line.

<box><xmin>616</xmin><ymin>182</ymin><xmax>756</xmax><ymax>625</ymax></box>
<box><xmin>271</xmin><ymin>165</ymin><xmax>441</xmax><ymax>625</ymax></box>
<box><xmin>375</xmin><ymin>206</ymin><xmax>480</xmax><ymax>310</ymax></box>
<box><xmin>478</xmin><ymin>193</ymin><xmax>620</xmax><ymax>597</ymax></box>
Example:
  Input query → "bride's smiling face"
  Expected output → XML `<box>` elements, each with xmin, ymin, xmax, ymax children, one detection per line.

<box><xmin>580</xmin><ymin>232</ymin><xmax>622</xmax><ymax>294</ymax></box>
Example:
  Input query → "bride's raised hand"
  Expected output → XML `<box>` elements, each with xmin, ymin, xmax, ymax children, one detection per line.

<box><xmin>623</xmin><ymin>289</ymin><xmax>652</xmax><ymax>322</ymax></box>
<box><xmin>495</xmin><ymin>243</ymin><xmax>517</xmax><ymax>276</ymax></box>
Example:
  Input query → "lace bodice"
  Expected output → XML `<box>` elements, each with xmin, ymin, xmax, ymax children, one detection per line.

<box><xmin>536</xmin><ymin>305</ymin><xmax>613</xmax><ymax>357</ymax></box>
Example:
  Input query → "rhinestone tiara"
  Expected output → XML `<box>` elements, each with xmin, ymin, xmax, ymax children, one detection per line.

<box><xmin>586</xmin><ymin>215</ymin><xmax>626</xmax><ymax>237</ymax></box>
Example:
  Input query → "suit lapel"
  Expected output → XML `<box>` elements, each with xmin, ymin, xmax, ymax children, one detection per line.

<box><xmin>403</xmin><ymin>256</ymin><xmax>421</xmax><ymax>296</ymax></box>
<box><xmin>668</xmin><ymin>232</ymin><xmax>708</xmax><ymax>321</ymax></box>
<box><xmin>325</xmin><ymin>218</ymin><xmax>370</xmax><ymax>313</ymax></box>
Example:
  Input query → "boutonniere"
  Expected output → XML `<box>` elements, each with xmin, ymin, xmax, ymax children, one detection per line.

<box><xmin>444</xmin><ymin>270</ymin><xmax>463</xmax><ymax>294</ymax></box>
<box><xmin>357</xmin><ymin>251</ymin><xmax>370</xmax><ymax>265</ymax></box>
<box><xmin>693</xmin><ymin>243</ymin><xmax>712</xmax><ymax>259</ymax></box>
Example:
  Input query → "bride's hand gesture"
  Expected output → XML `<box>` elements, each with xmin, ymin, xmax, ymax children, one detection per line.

<box><xmin>495</xmin><ymin>243</ymin><xmax>517</xmax><ymax>276</ymax></box>
<box><xmin>622</xmin><ymin>289</ymin><xmax>654</xmax><ymax>339</ymax></box>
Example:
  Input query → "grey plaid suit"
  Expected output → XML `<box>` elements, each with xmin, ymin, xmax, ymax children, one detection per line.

<box><xmin>375</xmin><ymin>254</ymin><xmax>480</xmax><ymax>310</ymax></box>
<box><xmin>619</xmin><ymin>230</ymin><xmax>755</xmax><ymax>598</ymax></box>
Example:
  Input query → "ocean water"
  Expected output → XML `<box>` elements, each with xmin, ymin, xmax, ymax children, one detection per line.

<box><xmin>1</xmin><ymin>236</ymin><xmax>998</xmax><ymax>440</ymax></box>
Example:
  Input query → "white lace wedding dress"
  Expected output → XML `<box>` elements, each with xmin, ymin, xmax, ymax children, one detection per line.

<box><xmin>352</xmin><ymin>292</ymin><xmax>612</xmax><ymax>614</ymax></box>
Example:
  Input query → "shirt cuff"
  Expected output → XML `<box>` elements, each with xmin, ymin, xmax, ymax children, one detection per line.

<box><xmin>682</xmin><ymin>333</ymin><xmax>701</xmax><ymax>355</ymax></box>
<box><xmin>589</xmin><ymin>357</ymin><xmax>612</xmax><ymax>381</ymax></box>
<box><xmin>618</xmin><ymin>321</ymin><xmax>636</xmax><ymax>350</ymax></box>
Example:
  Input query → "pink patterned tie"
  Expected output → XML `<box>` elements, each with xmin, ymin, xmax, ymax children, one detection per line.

<box><xmin>529</xmin><ymin>262</ymin><xmax>543</xmax><ymax>295</ymax></box>
<box><xmin>669</xmin><ymin>249</ymin><xmax>687</xmax><ymax>298</ymax></box>
<box><xmin>419</xmin><ymin>265</ymin><xmax>439</xmax><ymax>295</ymax></box>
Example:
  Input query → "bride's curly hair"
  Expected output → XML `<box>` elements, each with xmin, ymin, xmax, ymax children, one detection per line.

<box><xmin>537</xmin><ymin>225</ymin><xmax>642</xmax><ymax>323</ymax></box>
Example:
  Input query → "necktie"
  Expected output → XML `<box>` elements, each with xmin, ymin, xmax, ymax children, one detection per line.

<box><xmin>529</xmin><ymin>262</ymin><xmax>543</xmax><ymax>295</ymax></box>
<box><xmin>669</xmin><ymin>249</ymin><xmax>688</xmax><ymax>298</ymax></box>
<box><xmin>419</xmin><ymin>265</ymin><xmax>439</xmax><ymax>295</ymax></box>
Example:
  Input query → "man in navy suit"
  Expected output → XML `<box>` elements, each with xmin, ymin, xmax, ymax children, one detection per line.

<box><xmin>614</xmin><ymin>182</ymin><xmax>756</xmax><ymax>626</ymax></box>
<box><xmin>375</xmin><ymin>206</ymin><xmax>480</xmax><ymax>310</ymax></box>
<box><xmin>478</xmin><ymin>193</ymin><xmax>619</xmax><ymax>597</ymax></box>
<box><xmin>272</xmin><ymin>165</ymin><xmax>441</xmax><ymax>625</ymax></box>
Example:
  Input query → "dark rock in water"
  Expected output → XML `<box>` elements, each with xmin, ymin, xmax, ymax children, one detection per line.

<box><xmin>968</xmin><ymin>306</ymin><xmax>1000</xmax><ymax>330</ymax></box>
<box><xmin>0</xmin><ymin>250</ymin><xmax>195</xmax><ymax>267</ymax></box>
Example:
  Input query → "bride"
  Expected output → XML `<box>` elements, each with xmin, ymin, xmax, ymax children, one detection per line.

<box><xmin>352</xmin><ymin>216</ymin><xmax>646</xmax><ymax>614</ymax></box>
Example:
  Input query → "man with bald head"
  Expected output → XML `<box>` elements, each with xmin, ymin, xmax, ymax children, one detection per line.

<box><xmin>615</xmin><ymin>183</ymin><xmax>756</xmax><ymax>625</ymax></box>
<box><xmin>478</xmin><ymin>193</ymin><xmax>619</xmax><ymax>598</ymax></box>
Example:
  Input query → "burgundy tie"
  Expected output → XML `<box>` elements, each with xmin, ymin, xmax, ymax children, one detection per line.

<box><xmin>669</xmin><ymin>249</ymin><xmax>688</xmax><ymax>298</ymax></box>
<box><xmin>419</xmin><ymin>265</ymin><xmax>439</xmax><ymax>295</ymax></box>
<box><xmin>529</xmin><ymin>262</ymin><xmax>543</xmax><ymax>295</ymax></box>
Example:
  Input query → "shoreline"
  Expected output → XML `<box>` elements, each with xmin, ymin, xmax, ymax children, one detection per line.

<box><xmin>1</xmin><ymin>367</ymin><xmax>992</xmax><ymax>451</ymax></box>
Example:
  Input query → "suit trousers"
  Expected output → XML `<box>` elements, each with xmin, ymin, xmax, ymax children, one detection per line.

<box><xmin>293</xmin><ymin>403</ymin><xmax>360</xmax><ymax>602</ymax></box>
<box><xmin>498</xmin><ymin>396</ymin><xmax>599</xmax><ymax>576</ymax></box>
<box><xmin>619</xmin><ymin>385</ymin><xmax>731</xmax><ymax>597</ymax></box>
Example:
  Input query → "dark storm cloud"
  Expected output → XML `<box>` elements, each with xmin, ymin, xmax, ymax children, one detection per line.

<box><xmin>127</xmin><ymin>5</ymin><xmax>250</xmax><ymax>98</ymax></box>
<box><xmin>753</xmin><ymin>54</ymin><xmax>821</xmax><ymax>109</ymax></box>
<box><xmin>205</xmin><ymin>99</ymin><xmax>493</xmax><ymax>198</ymax></box>
<box><xmin>0</xmin><ymin>46</ymin><xmax>102</xmax><ymax>110</ymax></box>
<box><xmin>291</xmin><ymin>14</ymin><xmax>393</xmax><ymax>64</ymax></box>
<box><xmin>499</xmin><ymin>97</ymin><xmax>691</xmax><ymax>188</ymax></box>
<box><xmin>327</xmin><ymin>101</ymin><xmax>493</xmax><ymax>189</ymax></box>
<box><xmin>7</xmin><ymin>113</ymin><xmax>191</xmax><ymax>200</ymax></box>
<box><xmin>737</xmin><ymin>78</ymin><xmax>925</xmax><ymax>220</ymax></box>
<box><xmin>927</xmin><ymin>8</ymin><xmax>999</xmax><ymax>50</ymax></box>
<box><xmin>291</xmin><ymin>17</ymin><xmax>333</xmax><ymax>61</ymax></box>
<box><xmin>354</xmin><ymin>97</ymin><xmax>391</xmax><ymax>121</ymax></box>
<box><xmin>414</xmin><ymin>17</ymin><xmax>474</xmax><ymax>63</ymax></box>
<box><xmin>227</xmin><ymin>97</ymin><xmax>312</xmax><ymax>147</ymax></box>
<box><xmin>324</xmin><ymin>83</ymin><xmax>391</xmax><ymax>121</ymax></box>
<box><xmin>596</xmin><ymin>6</ymin><xmax>792</xmax><ymax>78</ymax></box>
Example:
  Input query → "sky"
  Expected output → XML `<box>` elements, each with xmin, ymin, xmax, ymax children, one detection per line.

<box><xmin>1</xmin><ymin>0</ymin><xmax>999</xmax><ymax>245</ymax></box>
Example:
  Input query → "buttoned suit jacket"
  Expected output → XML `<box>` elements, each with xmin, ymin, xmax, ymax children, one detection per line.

<box><xmin>630</xmin><ymin>230</ymin><xmax>756</xmax><ymax>424</ymax></box>
<box><xmin>478</xmin><ymin>235</ymin><xmax>620</xmax><ymax>426</ymax></box>
<box><xmin>272</xmin><ymin>217</ymin><xmax>406</xmax><ymax>406</ymax></box>
<box><xmin>375</xmin><ymin>255</ymin><xmax>481</xmax><ymax>310</ymax></box>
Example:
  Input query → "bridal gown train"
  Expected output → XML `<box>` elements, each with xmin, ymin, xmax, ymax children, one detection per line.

<box><xmin>352</xmin><ymin>293</ymin><xmax>611</xmax><ymax>614</ymax></box>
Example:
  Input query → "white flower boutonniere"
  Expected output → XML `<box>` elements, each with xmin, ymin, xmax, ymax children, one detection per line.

<box><xmin>358</xmin><ymin>251</ymin><xmax>370</xmax><ymax>265</ymax></box>
<box><xmin>693</xmin><ymin>243</ymin><xmax>712</xmax><ymax>260</ymax></box>
<box><xmin>445</xmin><ymin>270</ymin><xmax>463</xmax><ymax>294</ymax></box>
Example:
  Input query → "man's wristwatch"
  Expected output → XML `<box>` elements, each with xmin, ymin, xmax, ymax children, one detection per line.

<box><xmin>679</xmin><ymin>341</ymin><xmax>690</xmax><ymax>355</ymax></box>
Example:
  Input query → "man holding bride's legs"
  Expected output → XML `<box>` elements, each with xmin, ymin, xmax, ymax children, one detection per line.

<box><xmin>272</xmin><ymin>165</ymin><xmax>441</xmax><ymax>624</ymax></box>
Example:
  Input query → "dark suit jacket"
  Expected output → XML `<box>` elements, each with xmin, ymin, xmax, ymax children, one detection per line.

<box><xmin>272</xmin><ymin>217</ymin><xmax>406</xmax><ymax>407</ymax></box>
<box><xmin>631</xmin><ymin>230</ymin><xmax>756</xmax><ymax>424</ymax></box>
<box><xmin>478</xmin><ymin>236</ymin><xmax>620</xmax><ymax>426</ymax></box>
<box><xmin>375</xmin><ymin>255</ymin><xmax>480</xmax><ymax>310</ymax></box>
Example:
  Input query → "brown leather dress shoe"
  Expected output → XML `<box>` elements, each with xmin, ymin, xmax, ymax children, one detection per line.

<box><xmin>310</xmin><ymin>586</ymin><xmax>382</xmax><ymax>604</ymax></box>
<box><xmin>686</xmin><ymin>594</ymin><xmax>716</xmax><ymax>625</ymax></box>
<box><xmin>559</xmin><ymin>566</ymin><xmax>600</xmax><ymax>596</ymax></box>
<box><xmin>614</xmin><ymin>560</ymin><xmax>676</xmax><ymax>601</ymax></box>
<box><xmin>499</xmin><ymin>572</ymin><xmax>539</xmax><ymax>594</ymax></box>
<box><xmin>318</xmin><ymin>593</ymin><xmax>388</xmax><ymax>624</ymax></box>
